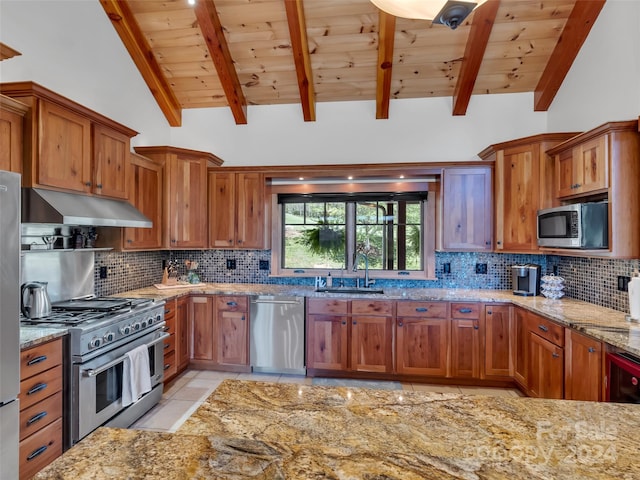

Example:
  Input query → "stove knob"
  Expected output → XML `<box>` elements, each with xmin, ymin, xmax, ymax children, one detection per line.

<box><xmin>89</xmin><ymin>337</ymin><xmax>102</xmax><ymax>349</ymax></box>
<box><xmin>132</xmin><ymin>322</ymin><xmax>141</xmax><ymax>331</ymax></box>
<box><xmin>103</xmin><ymin>332</ymin><xmax>115</xmax><ymax>343</ymax></box>
<box><xmin>120</xmin><ymin>325</ymin><xmax>131</xmax><ymax>335</ymax></box>
<box><xmin>141</xmin><ymin>319</ymin><xmax>148</xmax><ymax>329</ymax></box>
<box><xmin>156</xmin><ymin>314</ymin><xmax>162</xmax><ymax>323</ymax></box>
<box><xmin>147</xmin><ymin>316</ymin><xmax>154</xmax><ymax>326</ymax></box>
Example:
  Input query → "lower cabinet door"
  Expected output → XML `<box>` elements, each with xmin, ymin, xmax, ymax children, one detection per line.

<box><xmin>350</xmin><ymin>316</ymin><xmax>393</xmax><ymax>374</ymax></box>
<box><xmin>396</xmin><ymin>317</ymin><xmax>448</xmax><ymax>376</ymax></box>
<box><xmin>528</xmin><ymin>332</ymin><xmax>564</xmax><ymax>399</ymax></box>
<box><xmin>306</xmin><ymin>315</ymin><xmax>348</xmax><ymax>371</ymax></box>
<box><xmin>216</xmin><ymin>310</ymin><xmax>249</xmax><ymax>366</ymax></box>
<box><xmin>450</xmin><ymin>319</ymin><xmax>481</xmax><ymax>378</ymax></box>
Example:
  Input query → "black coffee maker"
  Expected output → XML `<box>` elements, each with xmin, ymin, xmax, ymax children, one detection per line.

<box><xmin>511</xmin><ymin>264</ymin><xmax>541</xmax><ymax>296</ymax></box>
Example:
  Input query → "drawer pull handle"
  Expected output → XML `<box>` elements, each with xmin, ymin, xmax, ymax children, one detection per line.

<box><xmin>353</xmin><ymin>321</ymin><xmax>357</xmax><ymax>325</ymax></box>
<box><xmin>27</xmin><ymin>355</ymin><xmax>47</xmax><ymax>366</ymax></box>
<box><xmin>538</xmin><ymin>325</ymin><xmax>549</xmax><ymax>332</ymax></box>
<box><xmin>227</xmin><ymin>301</ymin><xmax>237</xmax><ymax>307</ymax></box>
<box><xmin>164</xmin><ymin>343</ymin><xmax>170</xmax><ymax>350</ymax></box>
<box><xmin>588</xmin><ymin>347</ymin><xmax>596</xmax><ymax>353</ymax></box>
<box><xmin>416</xmin><ymin>307</ymin><xmax>428</xmax><ymax>312</ymax></box>
<box><xmin>165</xmin><ymin>309</ymin><xmax>172</xmax><ymax>314</ymax></box>
<box><xmin>26</xmin><ymin>411</ymin><xmax>48</xmax><ymax>426</ymax></box>
<box><xmin>458</xmin><ymin>308</ymin><xmax>472</xmax><ymax>314</ymax></box>
<box><xmin>398</xmin><ymin>321</ymin><xmax>403</xmax><ymax>327</ymax></box>
<box><xmin>27</xmin><ymin>445</ymin><xmax>48</xmax><ymax>461</ymax></box>
<box><xmin>473</xmin><ymin>321</ymin><xmax>479</xmax><ymax>330</ymax></box>
<box><xmin>241</xmin><ymin>315</ymin><xmax>245</xmax><ymax>321</ymax></box>
<box><xmin>164</xmin><ymin>364</ymin><xmax>171</xmax><ymax>371</ymax></box>
<box><xmin>27</xmin><ymin>383</ymin><xmax>48</xmax><ymax>395</ymax></box>
<box><xmin>341</xmin><ymin>321</ymin><xmax>346</xmax><ymax>325</ymax></box>
<box><xmin>552</xmin><ymin>352</ymin><xmax>560</xmax><ymax>358</ymax></box>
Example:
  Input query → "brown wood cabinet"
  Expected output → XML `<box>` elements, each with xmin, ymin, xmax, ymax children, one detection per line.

<box><xmin>513</xmin><ymin>307</ymin><xmax>528</xmax><ymax>388</ymax></box>
<box><xmin>546</xmin><ymin>121</ymin><xmax>640</xmax><ymax>258</ymax></box>
<box><xmin>483</xmin><ymin>304</ymin><xmax>513</xmax><ymax>378</ymax></box>
<box><xmin>135</xmin><ymin>146</ymin><xmax>223</xmax><ymax>249</ymax></box>
<box><xmin>208</xmin><ymin>171</ymin><xmax>266</xmax><ymax>249</ymax></box>
<box><xmin>122</xmin><ymin>152</ymin><xmax>164</xmax><ymax>250</ymax></box>
<box><xmin>0</xmin><ymin>94</ymin><xmax>28</xmax><ymax>173</ymax></box>
<box><xmin>162</xmin><ymin>299</ymin><xmax>178</xmax><ymax>382</ymax></box>
<box><xmin>556</xmin><ymin>135</ymin><xmax>608</xmax><ymax>198</ymax></box>
<box><xmin>306</xmin><ymin>299</ymin><xmax>349</xmax><ymax>371</ymax></box>
<box><xmin>526</xmin><ymin>312</ymin><xmax>564</xmax><ymax>399</ymax></box>
<box><xmin>177</xmin><ymin>296</ymin><xmax>190</xmax><ymax>370</ymax></box>
<box><xmin>215</xmin><ymin>296</ymin><xmax>250</xmax><ymax>371</ymax></box>
<box><xmin>479</xmin><ymin>133</ymin><xmax>578</xmax><ymax>253</ymax></box>
<box><xmin>1</xmin><ymin>82</ymin><xmax>137</xmax><ymax>198</ymax></box>
<box><xmin>350</xmin><ymin>300</ymin><xmax>394</xmax><ymax>374</ymax></box>
<box><xmin>396</xmin><ymin>301</ymin><xmax>449</xmax><ymax>376</ymax></box>
<box><xmin>441</xmin><ymin>167</ymin><xmax>492</xmax><ymax>251</ymax></box>
<box><xmin>564</xmin><ymin>329</ymin><xmax>603</xmax><ymax>401</ymax></box>
<box><xmin>189</xmin><ymin>295</ymin><xmax>250</xmax><ymax>372</ymax></box>
<box><xmin>450</xmin><ymin>303</ymin><xmax>481</xmax><ymax>379</ymax></box>
<box><xmin>19</xmin><ymin>338</ymin><xmax>64</xmax><ymax>480</ymax></box>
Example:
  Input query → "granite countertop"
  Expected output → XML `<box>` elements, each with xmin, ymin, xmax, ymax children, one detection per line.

<box><xmin>34</xmin><ymin>379</ymin><xmax>640</xmax><ymax>479</ymax></box>
<box><xmin>20</xmin><ymin>325</ymin><xmax>67</xmax><ymax>350</ymax></box>
<box><xmin>119</xmin><ymin>283</ymin><xmax>640</xmax><ymax>357</ymax></box>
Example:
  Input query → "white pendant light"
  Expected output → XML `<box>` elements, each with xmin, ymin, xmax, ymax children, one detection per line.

<box><xmin>371</xmin><ymin>0</ymin><xmax>487</xmax><ymax>29</ymax></box>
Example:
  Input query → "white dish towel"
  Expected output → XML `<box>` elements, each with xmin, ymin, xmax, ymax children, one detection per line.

<box><xmin>121</xmin><ymin>344</ymin><xmax>152</xmax><ymax>407</ymax></box>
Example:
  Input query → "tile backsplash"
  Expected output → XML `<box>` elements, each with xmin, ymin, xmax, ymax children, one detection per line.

<box><xmin>95</xmin><ymin>250</ymin><xmax>640</xmax><ymax>314</ymax></box>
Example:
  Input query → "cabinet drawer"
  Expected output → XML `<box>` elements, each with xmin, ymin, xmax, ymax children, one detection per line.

<box><xmin>20</xmin><ymin>339</ymin><xmax>62</xmax><ymax>380</ymax></box>
<box><xmin>164</xmin><ymin>313</ymin><xmax>176</xmax><ymax>334</ymax></box>
<box><xmin>19</xmin><ymin>365</ymin><xmax>63</xmax><ymax>411</ymax></box>
<box><xmin>19</xmin><ymin>391</ymin><xmax>62</xmax><ymax>441</ymax></box>
<box><xmin>163</xmin><ymin>350</ymin><xmax>177</xmax><ymax>379</ymax></box>
<box><xmin>19</xmin><ymin>417</ymin><xmax>63</xmax><ymax>480</ymax></box>
<box><xmin>308</xmin><ymin>298</ymin><xmax>348</xmax><ymax>315</ymax></box>
<box><xmin>351</xmin><ymin>300</ymin><xmax>393</xmax><ymax>316</ymax></box>
<box><xmin>397</xmin><ymin>301</ymin><xmax>447</xmax><ymax>318</ymax></box>
<box><xmin>216</xmin><ymin>296</ymin><xmax>248</xmax><ymax>312</ymax></box>
<box><xmin>164</xmin><ymin>298</ymin><xmax>176</xmax><ymax>319</ymax></box>
<box><xmin>451</xmin><ymin>303</ymin><xmax>480</xmax><ymax>319</ymax></box>
<box><xmin>164</xmin><ymin>333</ymin><xmax>176</xmax><ymax>354</ymax></box>
<box><xmin>528</xmin><ymin>314</ymin><xmax>564</xmax><ymax>347</ymax></box>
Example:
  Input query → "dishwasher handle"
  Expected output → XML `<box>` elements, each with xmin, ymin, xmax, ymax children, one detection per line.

<box><xmin>251</xmin><ymin>299</ymin><xmax>302</xmax><ymax>305</ymax></box>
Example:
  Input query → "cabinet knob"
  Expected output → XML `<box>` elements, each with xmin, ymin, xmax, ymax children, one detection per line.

<box><xmin>353</xmin><ymin>321</ymin><xmax>357</xmax><ymax>325</ymax></box>
<box><xmin>238</xmin><ymin>239</ymin><xmax>243</xmax><ymax>244</ymax></box>
<box><xmin>487</xmin><ymin>310</ymin><xmax>492</xmax><ymax>315</ymax></box>
<box><xmin>227</xmin><ymin>301</ymin><xmax>237</xmax><ymax>307</ymax></box>
<box><xmin>473</xmin><ymin>321</ymin><xmax>479</xmax><ymax>330</ymax></box>
<box><xmin>228</xmin><ymin>239</ymin><xmax>233</xmax><ymax>243</ymax></box>
<box><xmin>127</xmin><ymin>239</ymin><xmax>133</xmax><ymax>243</ymax></box>
<box><xmin>552</xmin><ymin>352</ymin><xmax>560</xmax><ymax>358</ymax></box>
<box><xmin>341</xmin><ymin>321</ymin><xmax>346</xmax><ymax>325</ymax></box>
<box><xmin>497</xmin><ymin>241</ymin><xmax>502</xmax><ymax>245</ymax></box>
<box><xmin>96</xmin><ymin>183</ymin><xmax>103</xmax><ymax>189</ymax></box>
<box><xmin>588</xmin><ymin>347</ymin><xmax>596</xmax><ymax>353</ymax></box>
<box><xmin>85</xmin><ymin>182</ymin><xmax>92</xmax><ymax>187</ymax></box>
<box><xmin>241</xmin><ymin>315</ymin><xmax>245</xmax><ymax>321</ymax></box>
<box><xmin>398</xmin><ymin>321</ymin><xmax>403</xmax><ymax>327</ymax></box>
<box><xmin>538</xmin><ymin>324</ymin><xmax>549</xmax><ymax>333</ymax></box>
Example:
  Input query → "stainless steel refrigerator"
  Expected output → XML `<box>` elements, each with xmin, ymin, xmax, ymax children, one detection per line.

<box><xmin>0</xmin><ymin>170</ymin><xmax>20</xmax><ymax>479</ymax></box>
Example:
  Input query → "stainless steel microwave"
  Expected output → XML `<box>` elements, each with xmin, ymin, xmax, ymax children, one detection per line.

<box><xmin>537</xmin><ymin>202</ymin><xmax>608</xmax><ymax>249</ymax></box>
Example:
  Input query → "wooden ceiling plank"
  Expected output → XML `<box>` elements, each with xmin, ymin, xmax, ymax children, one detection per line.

<box><xmin>284</xmin><ymin>0</ymin><xmax>316</xmax><ymax>122</ymax></box>
<box><xmin>452</xmin><ymin>0</ymin><xmax>500</xmax><ymax>116</ymax></box>
<box><xmin>534</xmin><ymin>0</ymin><xmax>605</xmax><ymax>111</ymax></box>
<box><xmin>194</xmin><ymin>0</ymin><xmax>248</xmax><ymax>124</ymax></box>
<box><xmin>99</xmin><ymin>0</ymin><xmax>182</xmax><ymax>126</ymax></box>
<box><xmin>0</xmin><ymin>42</ymin><xmax>21</xmax><ymax>61</ymax></box>
<box><xmin>376</xmin><ymin>10</ymin><xmax>396</xmax><ymax>120</ymax></box>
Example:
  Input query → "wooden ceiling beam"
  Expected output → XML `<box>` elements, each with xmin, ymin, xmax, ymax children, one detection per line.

<box><xmin>534</xmin><ymin>0</ymin><xmax>606</xmax><ymax>111</ymax></box>
<box><xmin>452</xmin><ymin>0</ymin><xmax>500</xmax><ymax>116</ymax></box>
<box><xmin>99</xmin><ymin>0</ymin><xmax>182</xmax><ymax>127</ymax></box>
<box><xmin>376</xmin><ymin>10</ymin><xmax>396</xmax><ymax>120</ymax></box>
<box><xmin>194</xmin><ymin>0</ymin><xmax>247</xmax><ymax>125</ymax></box>
<box><xmin>284</xmin><ymin>0</ymin><xmax>316</xmax><ymax>122</ymax></box>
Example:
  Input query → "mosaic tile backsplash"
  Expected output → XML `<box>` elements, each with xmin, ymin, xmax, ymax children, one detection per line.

<box><xmin>95</xmin><ymin>250</ymin><xmax>640</xmax><ymax>314</ymax></box>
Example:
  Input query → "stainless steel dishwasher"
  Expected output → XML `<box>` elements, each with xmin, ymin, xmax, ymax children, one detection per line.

<box><xmin>250</xmin><ymin>295</ymin><xmax>306</xmax><ymax>375</ymax></box>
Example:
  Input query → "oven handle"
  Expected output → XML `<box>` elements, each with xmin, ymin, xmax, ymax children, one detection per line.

<box><xmin>83</xmin><ymin>333</ymin><xmax>170</xmax><ymax>378</ymax></box>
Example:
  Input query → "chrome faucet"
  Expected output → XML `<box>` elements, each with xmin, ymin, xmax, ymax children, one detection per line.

<box><xmin>354</xmin><ymin>253</ymin><xmax>375</xmax><ymax>289</ymax></box>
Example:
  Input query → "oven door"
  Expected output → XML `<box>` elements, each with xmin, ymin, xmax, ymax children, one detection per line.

<box><xmin>606</xmin><ymin>352</ymin><xmax>640</xmax><ymax>403</ymax></box>
<box><xmin>73</xmin><ymin>328</ymin><xmax>168</xmax><ymax>442</ymax></box>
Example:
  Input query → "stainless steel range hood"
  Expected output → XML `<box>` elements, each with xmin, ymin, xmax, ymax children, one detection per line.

<box><xmin>22</xmin><ymin>188</ymin><xmax>152</xmax><ymax>228</ymax></box>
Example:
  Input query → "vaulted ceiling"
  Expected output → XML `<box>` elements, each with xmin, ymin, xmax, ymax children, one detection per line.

<box><xmin>99</xmin><ymin>0</ymin><xmax>605</xmax><ymax>125</ymax></box>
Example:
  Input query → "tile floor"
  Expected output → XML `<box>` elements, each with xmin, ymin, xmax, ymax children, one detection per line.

<box><xmin>130</xmin><ymin>370</ymin><xmax>524</xmax><ymax>434</ymax></box>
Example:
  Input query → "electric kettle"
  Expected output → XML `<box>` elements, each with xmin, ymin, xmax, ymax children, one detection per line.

<box><xmin>21</xmin><ymin>281</ymin><xmax>52</xmax><ymax>319</ymax></box>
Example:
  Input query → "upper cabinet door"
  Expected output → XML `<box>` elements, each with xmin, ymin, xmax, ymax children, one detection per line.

<box><xmin>208</xmin><ymin>171</ymin><xmax>236</xmax><ymax>248</ymax></box>
<box><xmin>235</xmin><ymin>173</ymin><xmax>265</xmax><ymax>249</ymax></box>
<box><xmin>496</xmin><ymin>145</ymin><xmax>539</xmax><ymax>253</ymax></box>
<box><xmin>441</xmin><ymin>167</ymin><xmax>492</xmax><ymax>251</ymax></box>
<box><xmin>0</xmin><ymin>95</ymin><xmax>28</xmax><ymax>174</ymax></box>
<box><xmin>38</xmin><ymin>100</ymin><xmax>92</xmax><ymax>193</ymax></box>
<box><xmin>92</xmin><ymin>124</ymin><xmax>130</xmax><ymax>199</ymax></box>
<box><xmin>123</xmin><ymin>153</ymin><xmax>163</xmax><ymax>250</ymax></box>
<box><xmin>168</xmin><ymin>154</ymin><xmax>208</xmax><ymax>248</ymax></box>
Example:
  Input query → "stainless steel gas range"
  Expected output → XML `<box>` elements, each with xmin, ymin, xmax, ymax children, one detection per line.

<box><xmin>21</xmin><ymin>296</ymin><xmax>167</xmax><ymax>446</ymax></box>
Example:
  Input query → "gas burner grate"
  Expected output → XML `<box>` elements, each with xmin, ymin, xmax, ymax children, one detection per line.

<box><xmin>21</xmin><ymin>310</ymin><xmax>110</xmax><ymax>325</ymax></box>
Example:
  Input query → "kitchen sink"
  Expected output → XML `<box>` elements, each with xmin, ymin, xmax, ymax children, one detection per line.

<box><xmin>315</xmin><ymin>287</ymin><xmax>384</xmax><ymax>295</ymax></box>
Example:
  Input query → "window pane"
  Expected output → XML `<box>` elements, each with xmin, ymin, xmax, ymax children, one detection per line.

<box><xmin>355</xmin><ymin>201</ymin><xmax>423</xmax><ymax>271</ymax></box>
<box><xmin>283</xmin><ymin>203</ymin><xmax>346</xmax><ymax>269</ymax></box>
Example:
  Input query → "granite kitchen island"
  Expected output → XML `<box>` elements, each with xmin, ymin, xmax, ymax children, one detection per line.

<box><xmin>35</xmin><ymin>379</ymin><xmax>640</xmax><ymax>479</ymax></box>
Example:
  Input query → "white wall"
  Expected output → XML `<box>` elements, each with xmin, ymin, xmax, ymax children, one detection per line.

<box><xmin>1</xmin><ymin>0</ymin><xmax>636</xmax><ymax>167</ymax></box>
<box><xmin>548</xmin><ymin>0</ymin><xmax>640</xmax><ymax>131</ymax></box>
